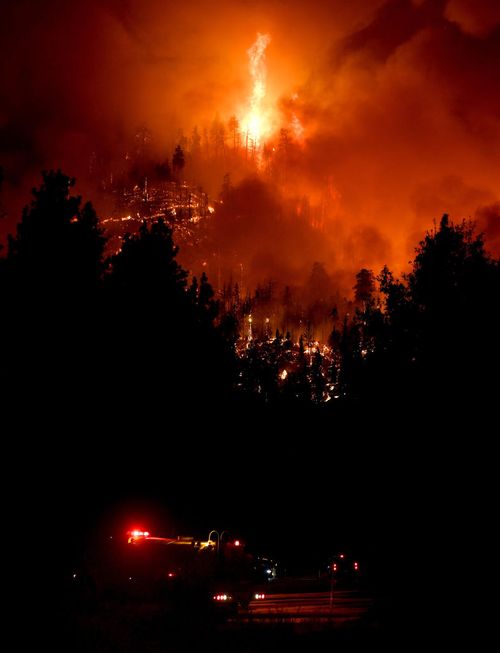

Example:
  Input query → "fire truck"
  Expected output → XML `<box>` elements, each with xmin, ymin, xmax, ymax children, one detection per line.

<box><xmin>70</xmin><ymin>529</ymin><xmax>268</xmax><ymax>615</ymax></box>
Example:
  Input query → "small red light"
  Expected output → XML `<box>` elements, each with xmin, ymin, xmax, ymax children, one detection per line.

<box><xmin>339</xmin><ymin>554</ymin><xmax>344</xmax><ymax>559</ymax></box>
<box><xmin>168</xmin><ymin>572</ymin><xmax>175</xmax><ymax>578</ymax></box>
<box><xmin>354</xmin><ymin>562</ymin><xmax>359</xmax><ymax>570</ymax></box>
<box><xmin>234</xmin><ymin>540</ymin><xmax>240</xmax><ymax>547</ymax></box>
<box><xmin>144</xmin><ymin>531</ymin><xmax>150</xmax><ymax>538</ymax></box>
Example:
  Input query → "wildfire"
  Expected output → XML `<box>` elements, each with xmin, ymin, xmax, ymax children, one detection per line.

<box><xmin>243</xmin><ymin>33</ymin><xmax>272</xmax><ymax>149</ymax></box>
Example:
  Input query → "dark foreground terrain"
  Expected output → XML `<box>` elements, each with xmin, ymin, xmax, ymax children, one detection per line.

<box><xmin>57</xmin><ymin>589</ymin><xmax>390</xmax><ymax>653</ymax></box>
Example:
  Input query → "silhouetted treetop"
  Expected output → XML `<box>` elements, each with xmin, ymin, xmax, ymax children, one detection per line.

<box><xmin>408</xmin><ymin>214</ymin><xmax>492</xmax><ymax>315</ymax></box>
<box><xmin>107</xmin><ymin>219</ymin><xmax>187</xmax><ymax>300</ymax></box>
<box><xmin>354</xmin><ymin>268</ymin><xmax>375</xmax><ymax>305</ymax></box>
<box><xmin>189</xmin><ymin>271</ymin><xmax>219</xmax><ymax>326</ymax></box>
<box><xmin>339</xmin><ymin>214</ymin><xmax>500</xmax><ymax>405</ymax></box>
<box><xmin>172</xmin><ymin>145</ymin><xmax>185</xmax><ymax>180</ymax></box>
<box><xmin>7</xmin><ymin>170</ymin><xmax>106</xmax><ymax>294</ymax></box>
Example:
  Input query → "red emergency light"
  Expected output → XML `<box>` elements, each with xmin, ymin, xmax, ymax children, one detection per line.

<box><xmin>128</xmin><ymin>529</ymin><xmax>150</xmax><ymax>542</ymax></box>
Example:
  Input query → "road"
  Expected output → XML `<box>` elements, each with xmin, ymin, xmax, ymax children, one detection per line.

<box><xmin>236</xmin><ymin>582</ymin><xmax>375</xmax><ymax>626</ymax></box>
<box><xmin>60</xmin><ymin>579</ymin><xmax>381</xmax><ymax>652</ymax></box>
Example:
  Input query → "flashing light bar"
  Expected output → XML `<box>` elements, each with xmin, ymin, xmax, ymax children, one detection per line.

<box><xmin>128</xmin><ymin>529</ymin><xmax>150</xmax><ymax>542</ymax></box>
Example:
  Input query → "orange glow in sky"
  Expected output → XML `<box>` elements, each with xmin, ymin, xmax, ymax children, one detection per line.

<box><xmin>2</xmin><ymin>0</ymin><xmax>500</xmax><ymax>275</ymax></box>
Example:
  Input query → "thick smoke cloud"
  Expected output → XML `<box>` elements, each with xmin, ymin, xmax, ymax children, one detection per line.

<box><xmin>1</xmin><ymin>0</ymin><xmax>499</xmax><ymax>275</ymax></box>
<box><xmin>445</xmin><ymin>0</ymin><xmax>500</xmax><ymax>37</ymax></box>
<box><xmin>290</xmin><ymin>0</ymin><xmax>500</xmax><ymax>268</ymax></box>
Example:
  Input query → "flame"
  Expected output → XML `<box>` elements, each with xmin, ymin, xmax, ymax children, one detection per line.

<box><xmin>243</xmin><ymin>33</ymin><xmax>272</xmax><ymax>149</ymax></box>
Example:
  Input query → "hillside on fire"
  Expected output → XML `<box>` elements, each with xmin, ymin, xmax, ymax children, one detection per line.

<box><xmin>1</xmin><ymin>169</ymin><xmax>498</xmax><ymax>417</ymax></box>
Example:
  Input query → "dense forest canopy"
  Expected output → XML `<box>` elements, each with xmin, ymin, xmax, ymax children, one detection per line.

<box><xmin>1</xmin><ymin>172</ymin><xmax>498</xmax><ymax>414</ymax></box>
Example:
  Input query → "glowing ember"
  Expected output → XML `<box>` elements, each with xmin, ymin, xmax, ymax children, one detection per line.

<box><xmin>243</xmin><ymin>33</ymin><xmax>272</xmax><ymax>149</ymax></box>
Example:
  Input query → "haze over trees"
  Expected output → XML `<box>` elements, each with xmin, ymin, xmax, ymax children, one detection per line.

<box><xmin>0</xmin><ymin>172</ymin><xmax>498</xmax><ymax>417</ymax></box>
<box><xmin>0</xmin><ymin>171</ymin><xmax>234</xmax><ymax>410</ymax></box>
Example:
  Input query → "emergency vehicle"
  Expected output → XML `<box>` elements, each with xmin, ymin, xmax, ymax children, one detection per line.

<box><xmin>71</xmin><ymin>528</ymin><xmax>267</xmax><ymax>615</ymax></box>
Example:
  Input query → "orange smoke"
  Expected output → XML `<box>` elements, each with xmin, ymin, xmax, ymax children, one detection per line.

<box><xmin>1</xmin><ymin>0</ymin><xmax>500</xmax><ymax>278</ymax></box>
